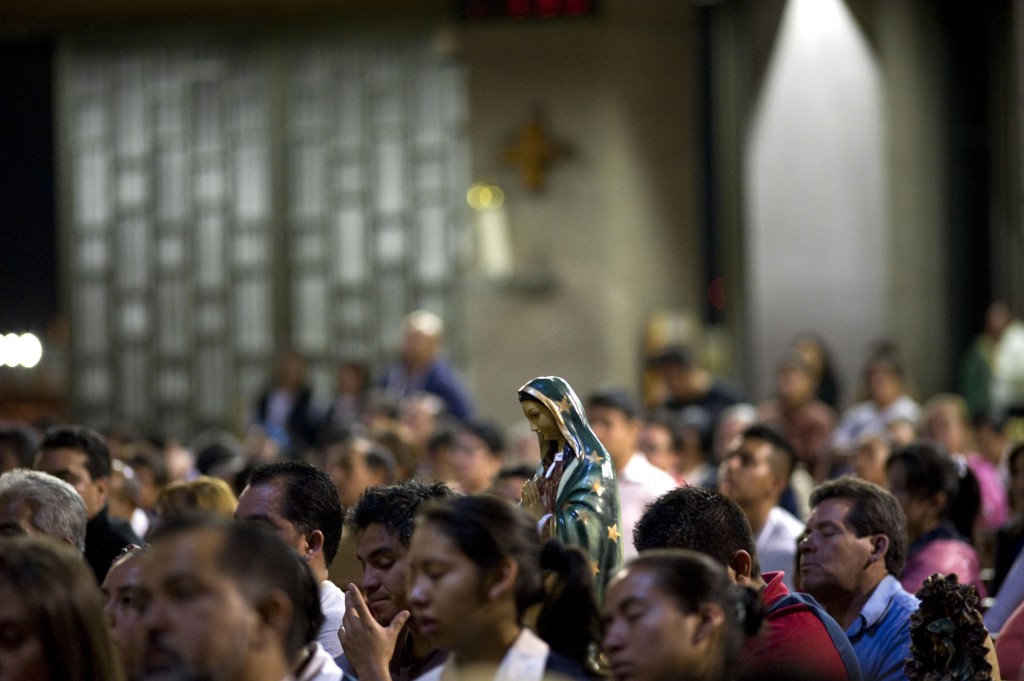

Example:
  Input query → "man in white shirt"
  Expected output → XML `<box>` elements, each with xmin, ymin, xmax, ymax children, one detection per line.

<box><xmin>718</xmin><ymin>424</ymin><xmax>804</xmax><ymax>587</ymax></box>
<box><xmin>236</xmin><ymin>461</ymin><xmax>346</xmax><ymax>659</ymax></box>
<box><xmin>587</xmin><ymin>387</ymin><xmax>678</xmax><ymax>560</ymax></box>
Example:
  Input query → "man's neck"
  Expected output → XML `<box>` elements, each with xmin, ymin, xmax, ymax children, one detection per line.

<box><xmin>744</xmin><ymin>501</ymin><xmax>774</xmax><ymax>537</ymax></box>
<box><xmin>819</xmin><ymin>573</ymin><xmax>885</xmax><ymax>631</ymax></box>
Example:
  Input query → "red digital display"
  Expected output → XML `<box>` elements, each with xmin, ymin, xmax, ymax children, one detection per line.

<box><xmin>457</xmin><ymin>0</ymin><xmax>597</xmax><ymax>20</ymax></box>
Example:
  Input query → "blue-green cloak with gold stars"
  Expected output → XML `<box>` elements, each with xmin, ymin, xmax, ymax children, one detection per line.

<box><xmin>518</xmin><ymin>375</ymin><xmax>623</xmax><ymax>598</ymax></box>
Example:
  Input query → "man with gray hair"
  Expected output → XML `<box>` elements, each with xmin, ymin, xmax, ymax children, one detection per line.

<box><xmin>0</xmin><ymin>468</ymin><xmax>88</xmax><ymax>552</ymax></box>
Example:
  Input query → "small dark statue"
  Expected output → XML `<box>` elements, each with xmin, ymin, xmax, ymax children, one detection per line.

<box><xmin>905</xmin><ymin>573</ymin><xmax>996</xmax><ymax>681</ymax></box>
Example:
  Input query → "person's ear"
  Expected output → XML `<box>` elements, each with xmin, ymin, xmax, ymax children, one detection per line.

<box><xmin>486</xmin><ymin>557</ymin><xmax>519</xmax><ymax>602</ymax></box>
<box><xmin>727</xmin><ymin>550</ymin><xmax>754</xmax><ymax>583</ymax></box>
<box><xmin>253</xmin><ymin>588</ymin><xmax>294</xmax><ymax>651</ymax></box>
<box><xmin>693</xmin><ymin>602</ymin><xmax>726</xmax><ymax>646</ymax></box>
<box><xmin>94</xmin><ymin>475</ymin><xmax>110</xmax><ymax>500</ymax></box>
<box><xmin>928</xmin><ymin>491</ymin><xmax>948</xmax><ymax>517</ymax></box>
<box><xmin>866</xmin><ymin>534</ymin><xmax>890</xmax><ymax>566</ymax></box>
<box><xmin>304</xmin><ymin>529</ymin><xmax>325</xmax><ymax>561</ymax></box>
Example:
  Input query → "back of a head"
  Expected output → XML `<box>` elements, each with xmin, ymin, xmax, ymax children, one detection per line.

<box><xmin>633</xmin><ymin>486</ymin><xmax>760</xmax><ymax>574</ymax></box>
<box><xmin>0</xmin><ymin>535</ymin><xmax>123</xmax><ymax>681</ymax></box>
<box><xmin>0</xmin><ymin>468</ymin><xmax>88</xmax><ymax>552</ymax></box>
<box><xmin>155</xmin><ymin>476</ymin><xmax>238</xmax><ymax>520</ymax></box>
<box><xmin>347</xmin><ymin>479</ymin><xmax>456</xmax><ymax>546</ymax></box>
<box><xmin>810</xmin><ymin>476</ymin><xmax>907</xmax><ymax>576</ymax></box>
<box><xmin>247</xmin><ymin>460</ymin><xmax>344</xmax><ymax>563</ymax></box>
<box><xmin>38</xmin><ymin>424</ymin><xmax>112</xmax><ymax>479</ymax></box>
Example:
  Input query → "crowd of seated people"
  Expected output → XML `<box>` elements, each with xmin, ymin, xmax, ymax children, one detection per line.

<box><xmin>6</xmin><ymin>310</ymin><xmax>1024</xmax><ymax>681</ymax></box>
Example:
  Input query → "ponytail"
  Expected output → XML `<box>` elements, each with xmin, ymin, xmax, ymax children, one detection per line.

<box><xmin>536</xmin><ymin>541</ymin><xmax>602</xmax><ymax>667</ymax></box>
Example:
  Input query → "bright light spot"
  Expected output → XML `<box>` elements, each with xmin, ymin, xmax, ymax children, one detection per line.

<box><xmin>0</xmin><ymin>333</ymin><xmax>44</xmax><ymax>368</ymax></box>
<box><xmin>1</xmin><ymin>334</ymin><xmax>17</xmax><ymax>368</ymax></box>
<box><xmin>19</xmin><ymin>334</ymin><xmax>42</xmax><ymax>368</ymax></box>
<box><xmin>467</xmin><ymin>182</ymin><xmax>505</xmax><ymax>210</ymax></box>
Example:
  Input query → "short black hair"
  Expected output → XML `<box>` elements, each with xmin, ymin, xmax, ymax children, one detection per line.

<box><xmin>0</xmin><ymin>425</ymin><xmax>38</xmax><ymax>469</ymax></box>
<box><xmin>38</xmin><ymin>424</ymin><xmax>112</xmax><ymax>479</ymax></box>
<box><xmin>460</xmin><ymin>419</ymin><xmax>506</xmax><ymax>456</ymax></box>
<box><xmin>148</xmin><ymin>513</ymin><xmax>321</xmax><ymax>661</ymax></box>
<box><xmin>496</xmin><ymin>463</ymin><xmax>537</xmax><ymax>481</ymax></box>
<box><xmin>633</xmin><ymin>486</ymin><xmax>761</xmax><ymax>575</ymax></box>
<box><xmin>128</xmin><ymin>446</ymin><xmax>170</xmax><ymax>486</ymax></box>
<box><xmin>741</xmin><ymin>423</ymin><xmax>797</xmax><ymax>479</ymax></box>
<box><xmin>643</xmin><ymin>410</ymin><xmax>686</xmax><ymax>451</ymax></box>
<box><xmin>586</xmin><ymin>386</ymin><xmax>640</xmax><ymax>420</ymax></box>
<box><xmin>246</xmin><ymin>461</ymin><xmax>344</xmax><ymax>564</ymax></box>
<box><xmin>346</xmin><ymin>479</ymin><xmax>455</xmax><ymax>546</ymax></box>
<box><xmin>810</xmin><ymin>476</ymin><xmax>907</xmax><ymax>576</ymax></box>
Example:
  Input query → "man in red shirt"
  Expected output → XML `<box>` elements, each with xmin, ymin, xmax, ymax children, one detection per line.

<box><xmin>633</xmin><ymin>485</ymin><xmax>862</xmax><ymax>680</ymax></box>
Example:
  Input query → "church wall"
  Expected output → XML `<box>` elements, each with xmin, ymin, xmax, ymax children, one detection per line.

<box><xmin>457</xmin><ymin>5</ymin><xmax>702</xmax><ymax>424</ymax></box>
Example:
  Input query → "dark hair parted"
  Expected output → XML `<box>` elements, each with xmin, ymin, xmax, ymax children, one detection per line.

<box><xmin>886</xmin><ymin>442</ymin><xmax>981</xmax><ymax>540</ymax></box>
<box><xmin>346</xmin><ymin>479</ymin><xmax>456</xmax><ymax>547</ymax></box>
<box><xmin>623</xmin><ymin>549</ymin><xmax>763</xmax><ymax>677</ymax></box>
<box><xmin>633</xmin><ymin>486</ymin><xmax>761</xmax><ymax>575</ymax></box>
<box><xmin>39</xmin><ymin>424</ymin><xmax>112</xmax><ymax>479</ymax></box>
<box><xmin>147</xmin><ymin>513</ymin><xmax>322</xmax><ymax>661</ymax></box>
<box><xmin>246</xmin><ymin>460</ymin><xmax>344</xmax><ymax>564</ymax></box>
<box><xmin>0</xmin><ymin>536</ymin><xmax>125</xmax><ymax>681</ymax></box>
<box><xmin>741</xmin><ymin>423</ymin><xmax>798</xmax><ymax>480</ymax></box>
<box><xmin>810</xmin><ymin>476</ymin><xmax>908</xmax><ymax>576</ymax></box>
<box><xmin>417</xmin><ymin>495</ymin><xmax>601</xmax><ymax>667</ymax></box>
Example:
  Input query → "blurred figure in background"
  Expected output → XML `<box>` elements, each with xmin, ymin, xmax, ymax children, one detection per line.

<box><xmin>251</xmin><ymin>347</ymin><xmax>323</xmax><ymax>457</ymax></box>
<box><xmin>489</xmin><ymin>463</ymin><xmax>535</xmax><ymax>503</ymax></box>
<box><xmin>449</xmin><ymin>419</ymin><xmax>505</xmax><ymax>495</ymax></box>
<box><xmin>322</xmin><ymin>359</ymin><xmax>371</xmax><ymax>433</ymax></box>
<box><xmin>992</xmin><ymin>443</ymin><xmax>1024</xmax><ymax>597</ymax></box>
<box><xmin>831</xmin><ymin>345</ymin><xmax>920</xmax><ymax>460</ymax></box>
<box><xmin>790</xmin><ymin>332</ymin><xmax>842</xmax><ymax>411</ymax></box>
<box><xmin>639</xmin><ymin>409</ymin><xmax>712</xmax><ymax>487</ymax></box>
<box><xmin>379</xmin><ymin>310</ymin><xmax>474</xmax><ymax>421</ymax></box>
<box><xmin>153</xmin><ymin>475</ymin><xmax>238</xmax><ymax>530</ymax></box>
<box><xmin>851</xmin><ymin>433</ymin><xmax>892</xmax><ymax>488</ymax></box>
<box><xmin>759</xmin><ymin>353</ymin><xmax>837</xmax><ymax>483</ymax></box>
<box><xmin>885</xmin><ymin>443</ymin><xmax>984</xmax><ymax>598</ymax></box>
<box><xmin>0</xmin><ymin>422</ymin><xmax>38</xmax><ymax>474</ymax></box>
<box><xmin>34</xmin><ymin>424</ymin><xmax>142</xmax><ymax>582</ymax></box>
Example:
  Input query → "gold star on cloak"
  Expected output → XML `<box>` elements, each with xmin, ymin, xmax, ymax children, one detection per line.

<box><xmin>584</xmin><ymin>451</ymin><xmax>601</xmax><ymax>465</ymax></box>
<box><xmin>591</xmin><ymin>560</ymin><xmax>600</xmax><ymax>577</ymax></box>
<box><xmin>575</xmin><ymin>510</ymin><xmax>590</xmax><ymax>525</ymax></box>
<box><xmin>556</xmin><ymin>396</ymin><xmax>572</xmax><ymax>414</ymax></box>
<box><xmin>607</xmin><ymin>524</ymin><xmax>620</xmax><ymax>543</ymax></box>
<box><xmin>590</xmin><ymin>480</ymin><xmax>605</xmax><ymax>496</ymax></box>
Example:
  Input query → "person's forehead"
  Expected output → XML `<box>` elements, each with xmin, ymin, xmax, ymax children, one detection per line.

<box><xmin>237</xmin><ymin>482</ymin><xmax>286</xmax><ymax>516</ymax></box>
<box><xmin>736</xmin><ymin>437</ymin><xmax>772</xmax><ymax>458</ymax></box>
<box><xmin>36</xmin><ymin>447</ymin><xmax>91</xmax><ymax>472</ymax></box>
<box><xmin>810</xmin><ymin>497</ymin><xmax>855</xmax><ymax>526</ymax></box>
<box><xmin>145</xmin><ymin>529</ymin><xmax>225</xmax><ymax>580</ymax></box>
<box><xmin>357</xmin><ymin>522</ymin><xmax>407</xmax><ymax>555</ymax></box>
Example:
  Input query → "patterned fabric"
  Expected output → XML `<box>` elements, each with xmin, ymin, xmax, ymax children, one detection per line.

<box><xmin>518</xmin><ymin>376</ymin><xmax>623</xmax><ymax>598</ymax></box>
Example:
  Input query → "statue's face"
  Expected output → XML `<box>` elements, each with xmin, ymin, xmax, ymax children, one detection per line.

<box><xmin>521</xmin><ymin>400</ymin><xmax>561</xmax><ymax>442</ymax></box>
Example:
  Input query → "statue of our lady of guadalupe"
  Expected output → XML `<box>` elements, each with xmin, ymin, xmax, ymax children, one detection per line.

<box><xmin>518</xmin><ymin>376</ymin><xmax>623</xmax><ymax>598</ymax></box>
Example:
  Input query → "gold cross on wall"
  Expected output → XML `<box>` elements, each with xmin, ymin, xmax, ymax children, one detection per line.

<box><xmin>501</xmin><ymin>111</ymin><xmax>570</xmax><ymax>192</ymax></box>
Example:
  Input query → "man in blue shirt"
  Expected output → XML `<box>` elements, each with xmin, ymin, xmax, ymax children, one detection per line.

<box><xmin>799</xmin><ymin>477</ymin><xmax>920</xmax><ymax>681</ymax></box>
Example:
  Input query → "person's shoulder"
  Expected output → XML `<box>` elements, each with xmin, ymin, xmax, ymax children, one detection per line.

<box><xmin>769</xmin><ymin>506</ymin><xmax>805</xmax><ymax>535</ymax></box>
<box><xmin>624</xmin><ymin>454</ymin><xmax>677</xmax><ymax>489</ymax></box>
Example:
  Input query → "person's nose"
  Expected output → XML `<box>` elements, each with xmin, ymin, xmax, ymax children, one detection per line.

<box><xmin>362</xmin><ymin>566</ymin><xmax>382</xmax><ymax>592</ymax></box>
<box><xmin>602</xmin><ymin>617</ymin><xmax>625</xmax><ymax>653</ymax></box>
<box><xmin>408</xmin><ymin>575</ymin><xmax>429</xmax><ymax>608</ymax></box>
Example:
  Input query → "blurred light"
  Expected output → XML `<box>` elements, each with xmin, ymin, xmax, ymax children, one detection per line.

<box><xmin>467</xmin><ymin>182</ymin><xmax>505</xmax><ymax>210</ymax></box>
<box><xmin>0</xmin><ymin>333</ymin><xmax>43</xmax><ymax>368</ymax></box>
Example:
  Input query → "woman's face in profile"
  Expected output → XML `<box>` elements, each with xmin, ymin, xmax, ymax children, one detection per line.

<box><xmin>0</xmin><ymin>582</ymin><xmax>49</xmax><ymax>681</ymax></box>
<box><xmin>521</xmin><ymin>400</ymin><xmax>561</xmax><ymax>442</ymax></box>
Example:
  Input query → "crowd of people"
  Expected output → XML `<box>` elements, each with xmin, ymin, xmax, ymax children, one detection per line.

<box><xmin>2</xmin><ymin>307</ymin><xmax>1024</xmax><ymax>681</ymax></box>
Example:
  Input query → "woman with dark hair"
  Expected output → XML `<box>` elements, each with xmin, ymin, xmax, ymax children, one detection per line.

<box><xmin>517</xmin><ymin>375</ymin><xmax>622</xmax><ymax>598</ymax></box>
<box><xmin>885</xmin><ymin>442</ymin><xmax>985</xmax><ymax>597</ymax></box>
<box><xmin>0</xmin><ymin>536</ymin><xmax>125</xmax><ymax>681</ymax></box>
<box><xmin>407</xmin><ymin>494</ymin><xmax>600</xmax><ymax>680</ymax></box>
<box><xmin>602</xmin><ymin>549</ymin><xmax>763</xmax><ymax>681</ymax></box>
